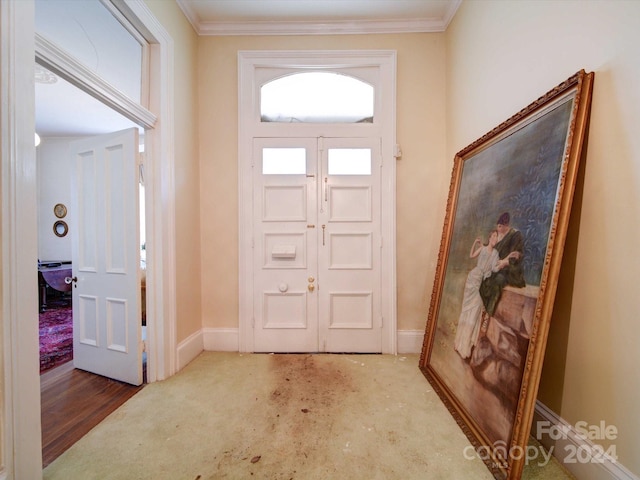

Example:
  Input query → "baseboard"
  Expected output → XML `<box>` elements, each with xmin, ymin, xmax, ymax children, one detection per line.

<box><xmin>176</xmin><ymin>329</ymin><xmax>204</xmax><ymax>371</ymax></box>
<box><xmin>533</xmin><ymin>400</ymin><xmax>638</xmax><ymax>480</ymax></box>
<box><xmin>198</xmin><ymin>328</ymin><xmax>422</xmax><ymax>354</ymax></box>
<box><xmin>397</xmin><ymin>329</ymin><xmax>424</xmax><ymax>354</ymax></box>
<box><xmin>203</xmin><ymin>327</ymin><xmax>239</xmax><ymax>352</ymax></box>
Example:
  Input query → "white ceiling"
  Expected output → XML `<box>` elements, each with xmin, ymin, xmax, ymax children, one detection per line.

<box><xmin>36</xmin><ymin>0</ymin><xmax>461</xmax><ymax>138</ymax></box>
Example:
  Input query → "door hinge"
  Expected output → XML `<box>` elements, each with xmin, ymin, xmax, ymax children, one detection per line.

<box><xmin>394</xmin><ymin>144</ymin><xmax>402</xmax><ymax>159</ymax></box>
<box><xmin>142</xmin><ymin>340</ymin><xmax>147</xmax><ymax>352</ymax></box>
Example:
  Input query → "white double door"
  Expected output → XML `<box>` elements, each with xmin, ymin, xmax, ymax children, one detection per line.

<box><xmin>253</xmin><ymin>136</ymin><xmax>382</xmax><ymax>353</ymax></box>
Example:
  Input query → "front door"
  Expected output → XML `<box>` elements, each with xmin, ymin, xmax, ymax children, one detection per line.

<box><xmin>253</xmin><ymin>137</ymin><xmax>382</xmax><ymax>352</ymax></box>
<box><xmin>70</xmin><ymin>128</ymin><xmax>143</xmax><ymax>385</ymax></box>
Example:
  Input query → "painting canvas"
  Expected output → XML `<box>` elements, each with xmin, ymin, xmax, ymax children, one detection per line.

<box><xmin>419</xmin><ymin>70</ymin><xmax>594</xmax><ymax>479</ymax></box>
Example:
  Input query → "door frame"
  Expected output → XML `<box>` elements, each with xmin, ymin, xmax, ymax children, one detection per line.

<box><xmin>238</xmin><ymin>50</ymin><xmax>397</xmax><ymax>354</ymax></box>
<box><xmin>0</xmin><ymin>1</ymin><xmax>176</xmax><ymax>476</ymax></box>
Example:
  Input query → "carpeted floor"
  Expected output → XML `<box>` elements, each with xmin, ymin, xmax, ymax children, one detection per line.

<box><xmin>39</xmin><ymin>305</ymin><xmax>73</xmax><ymax>373</ymax></box>
<box><xmin>43</xmin><ymin>352</ymin><xmax>575</xmax><ymax>480</ymax></box>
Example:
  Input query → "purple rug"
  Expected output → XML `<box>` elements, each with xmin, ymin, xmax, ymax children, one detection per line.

<box><xmin>39</xmin><ymin>306</ymin><xmax>73</xmax><ymax>373</ymax></box>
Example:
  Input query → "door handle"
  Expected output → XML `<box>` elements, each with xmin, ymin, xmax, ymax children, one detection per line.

<box><xmin>65</xmin><ymin>276</ymin><xmax>78</xmax><ymax>288</ymax></box>
<box><xmin>308</xmin><ymin>283</ymin><xmax>315</xmax><ymax>292</ymax></box>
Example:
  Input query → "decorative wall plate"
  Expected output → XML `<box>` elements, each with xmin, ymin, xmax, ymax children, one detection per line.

<box><xmin>54</xmin><ymin>203</ymin><xmax>67</xmax><ymax>218</ymax></box>
<box><xmin>53</xmin><ymin>220</ymin><xmax>68</xmax><ymax>237</ymax></box>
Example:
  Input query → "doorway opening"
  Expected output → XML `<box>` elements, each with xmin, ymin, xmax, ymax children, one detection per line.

<box><xmin>238</xmin><ymin>50</ymin><xmax>398</xmax><ymax>354</ymax></box>
<box><xmin>2</xmin><ymin>0</ymin><xmax>176</xmax><ymax>474</ymax></box>
<box><xmin>36</xmin><ymin>77</ymin><xmax>148</xmax><ymax>466</ymax></box>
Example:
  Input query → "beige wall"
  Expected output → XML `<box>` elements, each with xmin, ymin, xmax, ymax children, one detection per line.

<box><xmin>446</xmin><ymin>0</ymin><xmax>640</xmax><ymax>474</ymax></box>
<box><xmin>144</xmin><ymin>0</ymin><xmax>201</xmax><ymax>343</ymax></box>
<box><xmin>198</xmin><ymin>34</ymin><xmax>447</xmax><ymax>332</ymax></box>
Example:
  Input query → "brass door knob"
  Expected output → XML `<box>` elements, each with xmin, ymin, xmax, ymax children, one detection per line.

<box><xmin>308</xmin><ymin>283</ymin><xmax>315</xmax><ymax>292</ymax></box>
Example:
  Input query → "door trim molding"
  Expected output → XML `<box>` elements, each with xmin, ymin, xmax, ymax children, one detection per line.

<box><xmin>1</xmin><ymin>0</ymin><xmax>176</xmax><ymax>475</ymax></box>
<box><xmin>119</xmin><ymin>0</ymin><xmax>178</xmax><ymax>384</ymax></box>
<box><xmin>238</xmin><ymin>50</ymin><xmax>397</xmax><ymax>354</ymax></box>
<box><xmin>1</xmin><ymin>1</ymin><xmax>41</xmax><ymax>476</ymax></box>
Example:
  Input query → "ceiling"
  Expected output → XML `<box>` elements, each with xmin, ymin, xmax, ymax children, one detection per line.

<box><xmin>36</xmin><ymin>0</ymin><xmax>461</xmax><ymax>139</ymax></box>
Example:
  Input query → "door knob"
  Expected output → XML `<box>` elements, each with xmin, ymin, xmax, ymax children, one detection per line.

<box><xmin>308</xmin><ymin>283</ymin><xmax>315</xmax><ymax>292</ymax></box>
<box><xmin>65</xmin><ymin>276</ymin><xmax>78</xmax><ymax>288</ymax></box>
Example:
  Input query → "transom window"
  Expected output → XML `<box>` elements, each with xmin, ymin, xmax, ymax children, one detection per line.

<box><xmin>261</xmin><ymin>72</ymin><xmax>374</xmax><ymax>124</ymax></box>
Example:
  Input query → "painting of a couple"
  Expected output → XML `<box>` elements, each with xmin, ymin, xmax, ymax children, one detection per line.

<box><xmin>419</xmin><ymin>70</ymin><xmax>594</xmax><ymax>480</ymax></box>
<box><xmin>454</xmin><ymin>212</ymin><xmax>524</xmax><ymax>360</ymax></box>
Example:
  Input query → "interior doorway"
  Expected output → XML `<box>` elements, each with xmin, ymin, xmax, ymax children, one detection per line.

<box><xmin>36</xmin><ymin>102</ymin><xmax>148</xmax><ymax>466</ymax></box>
<box><xmin>35</xmin><ymin>73</ymin><xmax>146</xmax><ymax>382</ymax></box>
<box><xmin>2</xmin><ymin>1</ymin><xmax>175</xmax><ymax>475</ymax></box>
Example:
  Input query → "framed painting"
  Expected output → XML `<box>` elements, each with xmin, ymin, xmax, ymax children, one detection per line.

<box><xmin>419</xmin><ymin>70</ymin><xmax>594</xmax><ymax>479</ymax></box>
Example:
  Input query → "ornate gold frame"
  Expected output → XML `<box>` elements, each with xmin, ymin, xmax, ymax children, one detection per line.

<box><xmin>419</xmin><ymin>70</ymin><xmax>594</xmax><ymax>479</ymax></box>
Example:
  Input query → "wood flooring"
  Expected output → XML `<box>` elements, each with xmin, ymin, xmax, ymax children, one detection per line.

<box><xmin>40</xmin><ymin>361</ymin><xmax>144</xmax><ymax>468</ymax></box>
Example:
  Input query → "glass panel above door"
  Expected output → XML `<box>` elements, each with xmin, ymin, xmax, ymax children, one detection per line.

<box><xmin>261</xmin><ymin>72</ymin><xmax>374</xmax><ymax>123</ymax></box>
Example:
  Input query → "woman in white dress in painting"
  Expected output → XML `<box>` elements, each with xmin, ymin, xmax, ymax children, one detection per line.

<box><xmin>454</xmin><ymin>230</ymin><xmax>500</xmax><ymax>360</ymax></box>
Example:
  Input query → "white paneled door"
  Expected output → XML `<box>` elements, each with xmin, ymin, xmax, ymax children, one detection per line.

<box><xmin>70</xmin><ymin>128</ymin><xmax>143</xmax><ymax>385</ymax></box>
<box><xmin>253</xmin><ymin>137</ymin><xmax>382</xmax><ymax>352</ymax></box>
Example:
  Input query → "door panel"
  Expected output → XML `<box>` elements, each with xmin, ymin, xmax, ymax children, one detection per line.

<box><xmin>253</xmin><ymin>137</ymin><xmax>381</xmax><ymax>353</ymax></box>
<box><xmin>70</xmin><ymin>128</ymin><xmax>143</xmax><ymax>385</ymax></box>
<box><xmin>319</xmin><ymin>138</ymin><xmax>381</xmax><ymax>352</ymax></box>
<box><xmin>253</xmin><ymin>138</ymin><xmax>318</xmax><ymax>352</ymax></box>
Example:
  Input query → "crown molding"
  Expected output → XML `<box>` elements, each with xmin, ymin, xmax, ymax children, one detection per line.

<box><xmin>196</xmin><ymin>17</ymin><xmax>447</xmax><ymax>36</ymax></box>
<box><xmin>175</xmin><ymin>0</ymin><xmax>200</xmax><ymax>33</ymax></box>
<box><xmin>176</xmin><ymin>0</ymin><xmax>461</xmax><ymax>36</ymax></box>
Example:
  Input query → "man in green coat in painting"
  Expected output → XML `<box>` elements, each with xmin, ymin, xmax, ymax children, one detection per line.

<box><xmin>479</xmin><ymin>212</ymin><xmax>526</xmax><ymax>317</ymax></box>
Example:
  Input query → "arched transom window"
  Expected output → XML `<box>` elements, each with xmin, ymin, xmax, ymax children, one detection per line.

<box><xmin>260</xmin><ymin>72</ymin><xmax>374</xmax><ymax>123</ymax></box>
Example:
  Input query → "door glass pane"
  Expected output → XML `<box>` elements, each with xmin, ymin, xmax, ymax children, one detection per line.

<box><xmin>328</xmin><ymin>149</ymin><xmax>371</xmax><ymax>175</ymax></box>
<box><xmin>35</xmin><ymin>0</ymin><xmax>143</xmax><ymax>103</ymax></box>
<box><xmin>261</xmin><ymin>72</ymin><xmax>374</xmax><ymax>123</ymax></box>
<box><xmin>263</xmin><ymin>148</ymin><xmax>306</xmax><ymax>175</ymax></box>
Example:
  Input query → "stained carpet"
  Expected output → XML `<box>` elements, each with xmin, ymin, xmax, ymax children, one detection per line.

<box><xmin>39</xmin><ymin>305</ymin><xmax>73</xmax><ymax>373</ymax></box>
<box><xmin>43</xmin><ymin>352</ymin><xmax>575</xmax><ymax>480</ymax></box>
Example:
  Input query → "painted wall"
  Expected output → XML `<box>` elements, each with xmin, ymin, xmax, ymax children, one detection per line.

<box><xmin>446</xmin><ymin>0</ymin><xmax>640</xmax><ymax>475</ymax></box>
<box><xmin>144</xmin><ymin>0</ymin><xmax>202</xmax><ymax>344</ymax></box>
<box><xmin>198</xmin><ymin>33</ymin><xmax>447</xmax><ymax>335</ymax></box>
<box><xmin>37</xmin><ymin>138</ymin><xmax>73</xmax><ymax>262</ymax></box>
